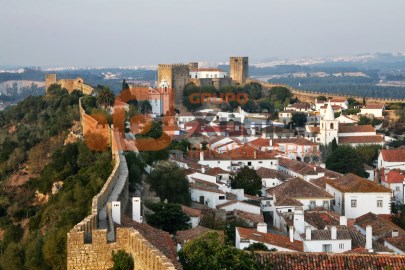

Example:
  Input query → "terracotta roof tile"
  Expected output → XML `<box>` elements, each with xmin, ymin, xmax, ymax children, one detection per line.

<box><xmin>338</xmin><ymin>125</ymin><xmax>375</xmax><ymax>133</ymax></box>
<box><xmin>384</xmin><ymin>236</ymin><xmax>405</xmax><ymax>252</ymax></box>
<box><xmin>267</xmin><ymin>177</ymin><xmax>333</xmax><ymax>199</ymax></box>
<box><xmin>254</xmin><ymin>252</ymin><xmax>405</xmax><ymax>269</ymax></box>
<box><xmin>354</xmin><ymin>212</ymin><xmax>405</xmax><ymax>239</ymax></box>
<box><xmin>304</xmin><ymin>209</ymin><xmax>341</xmax><ymax>229</ymax></box>
<box><xmin>381</xmin><ymin>148</ymin><xmax>405</xmax><ymax>163</ymax></box>
<box><xmin>325</xmin><ymin>173</ymin><xmax>391</xmax><ymax>193</ymax></box>
<box><xmin>237</xmin><ymin>227</ymin><xmax>304</xmax><ymax>252</ymax></box>
<box><xmin>338</xmin><ymin>135</ymin><xmax>384</xmax><ymax>144</ymax></box>
<box><xmin>383</xmin><ymin>170</ymin><xmax>405</xmax><ymax>184</ymax></box>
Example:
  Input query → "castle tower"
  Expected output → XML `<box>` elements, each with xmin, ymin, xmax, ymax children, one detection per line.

<box><xmin>157</xmin><ymin>64</ymin><xmax>189</xmax><ymax>107</ymax></box>
<box><xmin>320</xmin><ymin>102</ymin><xmax>339</xmax><ymax>145</ymax></box>
<box><xmin>230</xmin><ymin>57</ymin><xmax>248</xmax><ymax>85</ymax></box>
<box><xmin>45</xmin><ymin>74</ymin><xmax>57</xmax><ymax>93</ymax></box>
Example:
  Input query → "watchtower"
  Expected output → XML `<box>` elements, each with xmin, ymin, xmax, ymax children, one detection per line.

<box><xmin>45</xmin><ymin>74</ymin><xmax>57</xmax><ymax>93</ymax></box>
<box><xmin>230</xmin><ymin>57</ymin><xmax>248</xmax><ymax>85</ymax></box>
<box><xmin>157</xmin><ymin>64</ymin><xmax>189</xmax><ymax>107</ymax></box>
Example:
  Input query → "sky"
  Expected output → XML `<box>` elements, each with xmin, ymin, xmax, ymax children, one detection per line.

<box><xmin>1</xmin><ymin>0</ymin><xmax>405</xmax><ymax>67</ymax></box>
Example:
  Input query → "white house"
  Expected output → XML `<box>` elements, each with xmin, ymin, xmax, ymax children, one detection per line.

<box><xmin>381</xmin><ymin>169</ymin><xmax>405</xmax><ymax>204</ymax></box>
<box><xmin>302</xmin><ymin>226</ymin><xmax>352</xmax><ymax>253</ymax></box>
<box><xmin>235</xmin><ymin>225</ymin><xmax>303</xmax><ymax>252</ymax></box>
<box><xmin>325</xmin><ymin>174</ymin><xmax>391</xmax><ymax>219</ymax></box>
<box><xmin>256</xmin><ymin>167</ymin><xmax>291</xmax><ymax>191</ymax></box>
<box><xmin>360</xmin><ymin>104</ymin><xmax>385</xmax><ymax>118</ymax></box>
<box><xmin>378</xmin><ymin>148</ymin><xmax>405</xmax><ymax>171</ymax></box>
<box><xmin>217</xmin><ymin>200</ymin><xmax>261</xmax><ymax>215</ymax></box>
<box><xmin>189</xmin><ymin>184</ymin><xmax>228</xmax><ymax>209</ymax></box>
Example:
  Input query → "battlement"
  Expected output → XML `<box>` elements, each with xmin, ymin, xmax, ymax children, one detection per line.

<box><xmin>158</xmin><ymin>63</ymin><xmax>188</xmax><ymax>68</ymax></box>
<box><xmin>67</xmin><ymin>227</ymin><xmax>176</xmax><ymax>270</ymax></box>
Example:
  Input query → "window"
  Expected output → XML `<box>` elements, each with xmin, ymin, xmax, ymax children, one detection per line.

<box><xmin>330</xmin><ymin>123</ymin><xmax>334</xmax><ymax>129</ymax></box>
<box><xmin>219</xmin><ymin>196</ymin><xmax>225</xmax><ymax>200</ymax></box>
<box><xmin>310</xmin><ymin>200</ymin><xmax>316</xmax><ymax>209</ymax></box>
<box><xmin>351</xmin><ymin>199</ymin><xmax>357</xmax><ymax>208</ymax></box>
<box><xmin>396</xmin><ymin>186</ymin><xmax>400</xmax><ymax>191</ymax></box>
<box><xmin>377</xmin><ymin>200</ymin><xmax>383</xmax><ymax>207</ymax></box>
<box><xmin>339</xmin><ymin>243</ymin><xmax>345</xmax><ymax>249</ymax></box>
<box><xmin>322</xmin><ymin>244</ymin><xmax>332</xmax><ymax>252</ymax></box>
<box><xmin>259</xmin><ymin>161</ymin><xmax>263</xmax><ymax>164</ymax></box>
<box><xmin>248</xmin><ymin>162</ymin><xmax>252</xmax><ymax>166</ymax></box>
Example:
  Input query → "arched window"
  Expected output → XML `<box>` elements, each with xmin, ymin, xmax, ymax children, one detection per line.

<box><xmin>330</xmin><ymin>123</ymin><xmax>334</xmax><ymax>129</ymax></box>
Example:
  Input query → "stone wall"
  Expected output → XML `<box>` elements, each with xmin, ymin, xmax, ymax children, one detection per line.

<box><xmin>45</xmin><ymin>74</ymin><xmax>94</xmax><ymax>95</ymax></box>
<box><xmin>230</xmin><ymin>57</ymin><xmax>249</xmax><ymax>85</ymax></box>
<box><xmin>249</xmin><ymin>79</ymin><xmax>405</xmax><ymax>104</ymax></box>
<box><xmin>67</xmin><ymin>228</ymin><xmax>176</xmax><ymax>270</ymax></box>
<box><xmin>157</xmin><ymin>64</ymin><xmax>189</xmax><ymax>106</ymax></box>
<box><xmin>67</xmin><ymin>99</ymin><xmax>176</xmax><ymax>270</ymax></box>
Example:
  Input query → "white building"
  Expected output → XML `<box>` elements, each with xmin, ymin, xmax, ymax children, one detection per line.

<box><xmin>377</xmin><ymin>148</ymin><xmax>405</xmax><ymax>171</ymax></box>
<box><xmin>189</xmin><ymin>68</ymin><xmax>227</xmax><ymax>79</ymax></box>
<box><xmin>302</xmin><ymin>226</ymin><xmax>352</xmax><ymax>253</ymax></box>
<box><xmin>325</xmin><ymin>173</ymin><xmax>391</xmax><ymax>219</ymax></box>
<box><xmin>381</xmin><ymin>169</ymin><xmax>405</xmax><ymax>204</ymax></box>
<box><xmin>360</xmin><ymin>104</ymin><xmax>385</xmax><ymax>118</ymax></box>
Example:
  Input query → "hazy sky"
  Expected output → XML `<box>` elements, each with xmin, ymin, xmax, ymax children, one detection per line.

<box><xmin>1</xmin><ymin>0</ymin><xmax>405</xmax><ymax>67</ymax></box>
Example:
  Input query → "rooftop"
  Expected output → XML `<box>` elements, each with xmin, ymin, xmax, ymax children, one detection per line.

<box><xmin>254</xmin><ymin>252</ymin><xmax>405</xmax><ymax>270</ymax></box>
<box><xmin>237</xmin><ymin>227</ymin><xmax>303</xmax><ymax>252</ymax></box>
<box><xmin>384</xmin><ymin>236</ymin><xmax>405</xmax><ymax>252</ymax></box>
<box><xmin>338</xmin><ymin>135</ymin><xmax>384</xmax><ymax>144</ymax></box>
<box><xmin>304</xmin><ymin>209</ymin><xmax>341</xmax><ymax>230</ymax></box>
<box><xmin>380</xmin><ymin>148</ymin><xmax>405</xmax><ymax>163</ymax></box>
<box><xmin>267</xmin><ymin>177</ymin><xmax>333</xmax><ymax>199</ymax></box>
<box><xmin>256</xmin><ymin>167</ymin><xmax>291</xmax><ymax>180</ymax></box>
<box><xmin>338</xmin><ymin>125</ymin><xmax>375</xmax><ymax>133</ymax></box>
<box><xmin>354</xmin><ymin>212</ymin><xmax>405</xmax><ymax>239</ymax></box>
<box><xmin>325</xmin><ymin>173</ymin><xmax>391</xmax><ymax>193</ymax></box>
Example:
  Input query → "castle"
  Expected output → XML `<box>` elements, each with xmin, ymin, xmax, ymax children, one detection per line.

<box><xmin>158</xmin><ymin>56</ymin><xmax>249</xmax><ymax>106</ymax></box>
<box><xmin>45</xmin><ymin>74</ymin><xmax>94</xmax><ymax>95</ymax></box>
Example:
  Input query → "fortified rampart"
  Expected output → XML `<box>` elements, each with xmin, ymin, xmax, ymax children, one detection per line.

<box><xmin>67</xmin><ymin>100</ymin><xmax>176</xmax><ymax>270</ymax></box>
<box><xmin>249</xmin><ymin>79</ymin><xmax>405</xmax><ymax>104</ymax></box>
<box><xmin>45</xmin><ymin>74</ymin><xmax>94</xmax><ymax>95</ymax></box>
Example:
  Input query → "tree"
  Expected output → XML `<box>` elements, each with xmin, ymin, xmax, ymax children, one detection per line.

<box><xmin>291</xmin><ymin>112</ymin><xmax>307</xmax><ymax>127</ymax></box>
<box><xmin>244</xmin><ymin>242</ymin><xmax>270</xmax><ymax>251</ymax></box>
<box><xmin>109</xmin><ymin>250</ymin><xmax>134</xmax><ymax>270</ymax></box>
<box><xmin>317</xmin><ymin>95</ymin><xmax>327</xmax><ymax>101</ymax></box>
<box><xmin>326</xmin><ymin>145</ymin><xmax>369</xmax><ymax>178</ymax></box>
<box><xmin>122</xmin><ymin>79</ymin><xmax>130</xmax><ymax>91</ymax></box>
<box><xmin>347</xmin><ymin>97</ymin><xmax>359</xmax><ymax>108</ymax></box>
<box><xmin>146</xmin><ymin>161</ymin><xmax>191</xmax><ymax>205</ymax></box>
<box><xmin>138</xmin><ymin>100</ymin><xmax>152</xmax><ymax>114</ymax></box>
<box><xmin>178</xmin><ymin>232</ymin><xmax>260</xmax><ymax>270</ymax></box>
<box><xmin>231</xmin><ymin>167</ymin><xmax>262</xmax><ymax>196</ymax></box>
<box><xmin>358</xmin><ymin>116</ymin><xmax>371</xmax><ymax>125</ymax></box>
<box><xmin>331</xmin><ymin>138</ymin><xmax>338</xmax><ymax>152</ymax></box>
<box><xmin>268</xmin><ymin>86</ymin><xmax>292</xmax><ymax>102</ymax></box>
<box><xmin>146</xmin><ymin>203</ymin><xmax>190</xmax><ymax>234</ymax></box>
<box><xmin>245</xmin><ymin>82</ymin><xmax>263</xmax><ymax>99</ymax></box>
<box><xmin>81</xmin><ymin>95</ymin><xmax>97</xmax><ymax>113</ymax></box>
<box><xmin>96</xmin><ymin>86</ymin><xmax>115</xmax><ymax>109</ymax></box>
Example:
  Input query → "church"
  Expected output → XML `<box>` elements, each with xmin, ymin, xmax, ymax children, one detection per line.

<box><xmin>305</xmin><ymin>102</ymin><xmax>385</xmax><ymax>147</ymax></box>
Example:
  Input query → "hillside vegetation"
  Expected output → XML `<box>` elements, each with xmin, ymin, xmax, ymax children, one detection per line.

<box><xmin>0</xmin><ymin>86</ymin><xmax>113</xmax><ymax>269</ymax></box>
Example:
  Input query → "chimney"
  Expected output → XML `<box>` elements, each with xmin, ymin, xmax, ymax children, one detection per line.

<box><xmin>112</xmin><ymin>201</ymin><xmax>121</xmax><ymax>225</ymax></box>
<box><xmin>201</xmin><ymin>166</ymin><xmax>205</xmax><ymax>174</ymax></box>
<box><xmin>132</xmin><ymin>197</ymin><xmax>142</xmax><ymax>223</ymax></box>
<box><xmin>320</xmin><ymin>163</ymin><xmax>326</xmax><ymax>169</ymax></box>
<box><xmin>340</xmin><ymin>216</ymin><xmax>347</xmax><ymax>226</ymax></box>
<box><xmin>392</xmin><ymin>230</ymin><xmax>399</xmax><ymax>238</ymax></box>
<box><xmin>366</xmin><ymin>225</ymin><xmax>373</xmax><ymax>251</ymax></box>
<box><xmin>331</xmin><ymin>226</ymin><xmax>337</xmax><ymax>240</ymax></box>
<box><xmin>289</xmin><ymin>226</ymin><xmax>294</xmax><ymax>242</ymax></box>
<box><xmin>305</xmin><ymin>226</ymin><xmax>311</xmax><ymax>240</ymax></box>
<box><xmin>254</xmin><ymin>151</ymin><xmax>257</xmax><ymax>159</ymax></box>
<box><xmin>293</xmin><ymin>209</ymin><xmax>305</xmax><ymax>234</ymax></box>
<box><xmin>314</xmin><ymin>166</ymin><xmax>317</xmax><ymax>171</ymax></box>
<box><xmin>257</xmin><ymin>222</ymin><xmax>267</xmax><ymax>233</ymax></box>
<box><xmin>199</xmin><ymin>151</ymin><xmax>204</xmax><ymax>161</ymax></box>
<box><xmin>269</xmin><ymin>139</ymin><xmax>273</xmax><ymax>146</ymax></box>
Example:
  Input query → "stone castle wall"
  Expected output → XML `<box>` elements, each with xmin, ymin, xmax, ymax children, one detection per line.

<box><xmin>45</xmin><ymin>74</ymin><xmax>94</xmax><ymax>95</ymax></box>
<box><xmin>230</xmin><ymin>57</ymin><xmax>248</xmax><ymax>85</ymax></box>
<box><xmin>249</xmin><ymin>79</ymin><xmax>405</xmax><ymax>104</ymax></box>
<box><xmin>67</xmin><ymin>100</ymin><xmax>176</xmax><ymax>270</ymax></box>
<box><xmin>158</xmin><ymin>64</ymin><xmax>189</xmax><ymax>106</ymax></box>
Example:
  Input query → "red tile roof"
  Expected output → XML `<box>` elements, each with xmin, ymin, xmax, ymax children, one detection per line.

<box><xmin>383</xmin><ymin>170</ymin><xmax>405</xmax><ymax>184</ymax></box>
<box><xmin>363</xmin><ymin>104</ymin><xmax>384</xmax><ymax>110</ymax></box>
<box><xmin>339</xmin><ymin>125</ymin><xmax>375</xmax><ymax>133</ymax></box>
<box><xmin>254</xmin><ymin>252</ymin><xmax>405</xmax><ymax>269</ymax></box>
<box><xmin>273</xmin><ymin>138</ymin><xmax>319</xmax><ymax>146</ymax></box>
<box><xmin>325</xmin><ymin>173</ymin><xmax>391</xmax><ymax>193</ymax></box>
<box><xmin>385</xmin><ymin>236</ymin><xmax>405</xmax><ymax>252</ymax></box>
<box><xmin>338</xmin><ymin>135</ymin><xmax>384</xmax><ymax>144</ymax></box>
<box><xmin>381</xmin><ymin>148</ymin><xmax>405</xmax><ymax>162</ymax></box>
<box><xmin>237</xmin><ymin>227</ymin><xmax>303</xmax><ymax>252</ymax></box>
<box><xmin>249</xmin><ymin>138</ymin><xmax>270</xmax><ymax>148</ymax></box>
<box><xmin>256</xmin><ymin>167</ymin><xmax>291</xmax><ymax>180</ymax></box>
<box><xmin>304</xmin><ymin>209</ymin><xmax>341</xmax><ymax>229</ymax></box>
<box><xmin>354</xmin><ymin>212</ymin><xmax>405</xmax><ymax>239</ymax></box>
<box><xmin>267</xmin><ymin>177</ymin><xmax>333</xmax><ymax>199</ymax></box>
<box><xmin>181</xmin><ymin>205</ymin><xmax>202</xmax><ymax>217</ymax></box>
